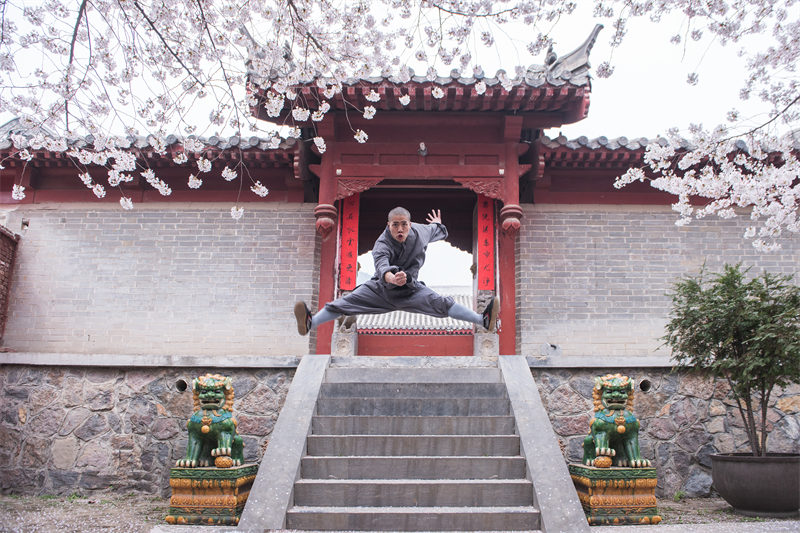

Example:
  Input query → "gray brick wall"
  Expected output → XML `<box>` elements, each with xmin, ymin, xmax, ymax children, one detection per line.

<box><xmin>2</xmin><ymin>204</ymin><xmax>317</xmax><ymax>355</ymax></box>
<box><xmin>518</xmin><ymin>205</ymin><xmax>800</xmax><ymax>357</ymax></box>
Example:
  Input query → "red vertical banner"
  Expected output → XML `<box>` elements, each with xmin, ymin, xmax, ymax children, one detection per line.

<box><xmin>477</xmin><ymin>194</ymin><xmax>495</xmax><ymax>290</ymax></box>
<box><xmin>339</xmin><ymin>194</ymin><xmax>360</xmax><ymax>290</ymax></box>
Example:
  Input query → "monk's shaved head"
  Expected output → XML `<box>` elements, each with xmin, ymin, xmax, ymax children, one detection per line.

<box><xmin>387</xmin><ymin>206</ymin><xmax>410</xmax><ymax>221</ymax></box>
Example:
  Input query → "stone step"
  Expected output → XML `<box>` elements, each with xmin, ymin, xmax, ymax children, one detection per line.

<box><xmin>285</xmin><ymin>505</ymin><xmax>541</xmax><ymax>531</ymax></box>
<box><xmin>301</xmin><ymin>455</ymin><xmax>528</xmax><ymax>480</ymax></box>
<box><xmin>306</xmin><ymin>435</ymin><xmax>520</xmax><ymax>456</ymax></box>
<box><xmin>316</xmin><ymin>397</ymin><xmax>510</xmax><ymax>416</ymax></box>
<box><xmin>319</xmin><ymin>382</ymin><xmax>508</xmax><ymax>398</ymax></box>
<box><xmin>293</xmin><ymin>479</ymin><xmax>534</xmax><ymax>507</ymax></box>
<box><xmin>324</xmin><ymin>367</ymin><xmax>502</xmax><ymax>384</ymax></box>
<box><xmin>312</xmin><ymin>415</ymin><xmax>516</xmax><ymax>435</ymax></box>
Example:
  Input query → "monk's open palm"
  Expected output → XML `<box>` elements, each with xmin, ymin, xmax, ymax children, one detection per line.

<box><xmin>426</xmin><ymin>209</ymin><xmax>442</xmax><ymax>224</ymax></box>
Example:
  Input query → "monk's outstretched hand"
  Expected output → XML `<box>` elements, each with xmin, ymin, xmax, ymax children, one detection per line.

<box><xmin>426</xmin><ymin>209</ymin><xmax>442</xmax><ymax>224</ymax></box>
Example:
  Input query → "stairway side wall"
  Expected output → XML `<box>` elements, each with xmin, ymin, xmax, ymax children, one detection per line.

<box><xmin>518</xmin><ymin>204</ymin><xmax>800</xmax><ymax>357</ymax></box>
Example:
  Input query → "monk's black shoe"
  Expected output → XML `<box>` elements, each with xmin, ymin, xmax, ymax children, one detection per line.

<box><xmin>482</xmin><ymin>296</ymin><xmax>499</xmax><ymax>332</ymax></box>
<box><xmin>294</xmin><ymin>301</ymin><xmax>312</xmax><ymax>335</ymax></box>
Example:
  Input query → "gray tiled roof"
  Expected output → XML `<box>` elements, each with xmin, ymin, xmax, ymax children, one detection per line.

<box><xmin>0</xmin><ymin>118</ymin><xmax>294</xmax><ymax>152</ymax></box>
<box><xmin>542</xmin><ymin>133</ymin><xmax>800</xmax><ymax>152</ymax></box>
<box><xmin>250</xmin><ymin>25</ymin><xmax>603</xmax><ymax>91</ymax></box>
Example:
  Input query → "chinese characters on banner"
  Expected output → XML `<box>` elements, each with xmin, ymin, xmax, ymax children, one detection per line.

<box><xmin>477</xmin><ymin>194</ymin><xmax>495</xmax><ymax>290</ymax></box>
<box><xmin>339</xmin><ymin>194</ymin><xmax>359</xmax><ymax>290</ymax></box>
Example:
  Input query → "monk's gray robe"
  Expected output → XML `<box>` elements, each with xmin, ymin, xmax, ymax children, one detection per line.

<box><xmin>324</xmin><ymin>222</ymin><xmax>455</xmax><ymax>317</ymax></box>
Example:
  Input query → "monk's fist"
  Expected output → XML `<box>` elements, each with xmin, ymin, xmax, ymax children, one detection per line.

<box><xmin>385</xmin><ymin>271</ymin><xmax>407</xmax><ymax>286</ymax></box>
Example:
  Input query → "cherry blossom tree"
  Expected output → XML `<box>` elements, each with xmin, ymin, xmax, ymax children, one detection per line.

<box><xmin>0</xmin><ymin>1</ymin><xmax>797</xmax><ymax>248</ymax></box>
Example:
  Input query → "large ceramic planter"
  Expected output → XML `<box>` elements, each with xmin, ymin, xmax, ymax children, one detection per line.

<box><xmin>711</xmin><ymin>453</ymin><xmax>800</xmax><ymax>517</ymax></box>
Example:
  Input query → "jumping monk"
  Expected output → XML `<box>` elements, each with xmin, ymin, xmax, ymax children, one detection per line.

<box><xmin>294</xmin><ymin>206</ymin><xmax>499</xmax><ymax>335</ymax></box>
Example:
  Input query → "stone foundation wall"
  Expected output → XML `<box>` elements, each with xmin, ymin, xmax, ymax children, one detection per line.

<box><xmin>2</xmin><ymin>364</ymin><xmax>798</xmax><ymax>500</ymax></box>
<box><xmin>533</xmin><ymin>368</ymin><xmax>800</xmax><ymax>498</ymax></box>
<box><xmin>0</xmin><ymin>365</ymin><xmax>292</xmax><ymax>496</ymax></box>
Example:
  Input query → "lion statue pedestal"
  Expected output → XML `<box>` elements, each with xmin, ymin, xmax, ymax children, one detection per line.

<box><xmin>569</xmin><ymin>373</ymin><xmax>661</xmax><ymax>526</ymax></box>
<box><xmin>165</xmin><ymin>373</ymin><xmax>258</xmax><ymax>526</ymax></box>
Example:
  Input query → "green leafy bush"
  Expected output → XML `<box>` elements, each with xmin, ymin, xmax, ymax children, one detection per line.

<box><xmin>664</xmin><ymin>264</ymin><xmax>800</xmax><ymax>456</ymax></box>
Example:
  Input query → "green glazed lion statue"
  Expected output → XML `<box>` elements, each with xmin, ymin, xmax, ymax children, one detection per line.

<box><xmin>176</xmin><ymin>373</ymin><xmax>244</xmax><ymax>468</ymax></box>
<box><xmin>582</xmin><ymin>373</ymin><xmax>651</xmax><ymax>468</ymax></box>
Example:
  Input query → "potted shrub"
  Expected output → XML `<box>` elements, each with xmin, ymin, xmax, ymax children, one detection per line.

<box><xmin>663</xmin><ymin>263</ymin><xmax>800</xmax><ymax>516</ymax></box>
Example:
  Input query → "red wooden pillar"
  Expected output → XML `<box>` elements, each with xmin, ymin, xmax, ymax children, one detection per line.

<box><xmin>498</xmin><ymin>116</ymin><xmax>523</xmax><ymax>355</ymax></box>
<box><xmin>314</xmin><ymin>119</ymin><xmax>338</xmax><ymax>354</ymax></box>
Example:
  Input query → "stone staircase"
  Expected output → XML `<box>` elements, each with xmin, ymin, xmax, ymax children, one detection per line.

<box><xmin>286</xmin><ymin>367</ymin><xmax>540</xmax><ymax>531</ymax></box>
<box><xmin>238</xmin><ymin>356</ymin><xmax>589</xmax><ymax>533</ymax></box>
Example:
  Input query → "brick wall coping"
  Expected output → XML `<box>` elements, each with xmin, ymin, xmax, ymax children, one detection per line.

<box><xmin>526</xmin><ymin>355</ymin><xmax>673</xmax><ymax>368</ymax></box>
<box><xmin>0</xmin><ymin>352</ymin><xmax>674</xmax><ymax>369</ymax></box>
<box><xmin>0</xmin><ymin>352</ymin><xmax>301</xmax><ymax>368</ymax></box>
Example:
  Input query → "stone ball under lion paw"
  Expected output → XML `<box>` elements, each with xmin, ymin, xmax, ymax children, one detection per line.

<box><xmin>594</xmin><ymin>456</ymin><xmax>613</xmax><ymax>468</ymax></box>
<box><xmin>215</xmin><ymin>456</ymin><xmax>234</xmax><ymax>468</ymax></box>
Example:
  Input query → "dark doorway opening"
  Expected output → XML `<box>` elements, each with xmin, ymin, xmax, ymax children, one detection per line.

<box><xmin>352</xmin><ymin>183</ymin><xmax>477</xmax><ymax>356</ymax></box>
<box><xmin>357</xmin><ymin>182</ymin><xmax>475</xmax><ymax>255</ymax></box>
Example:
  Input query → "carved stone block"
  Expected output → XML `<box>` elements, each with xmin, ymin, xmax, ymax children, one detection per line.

<box><xmin>474</xmin><ymin>331</ymin><xmax>498</xmax><ymax>360</ymax></box>
<box><xmin>331</xmin><ymin>317</ymin><xmax>357</xmax><ymax>356</ymax></box>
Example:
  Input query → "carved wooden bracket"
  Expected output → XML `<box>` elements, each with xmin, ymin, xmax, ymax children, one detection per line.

<box><xmin>335</xmin><ymin>178</ymin><xmax>384</xmax><ymax>200</ymax></box>
<box><xmin>500</xmin><ymin>204</ymin><xmax>523</xmax><ymax>234</ymax></box>
<box><xmin>314</xmin><ymin>203</ymin><xmax>338</xmax><ymax>237</ymax></box>
<box><xmin>454</xmin><ymin>178</ymin><xmax>504</xmax><ymax>200</ymax></box>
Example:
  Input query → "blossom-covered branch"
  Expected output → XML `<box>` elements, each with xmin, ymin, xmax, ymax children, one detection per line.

<box><xmin>0</xmin><ymin>0</ymin><xmax>797</xmax><ymax>238</ymax></box>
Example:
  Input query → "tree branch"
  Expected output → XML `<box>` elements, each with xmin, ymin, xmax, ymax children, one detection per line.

<box><xmin>64</xmin><ymin>0</ymin><xmax>89</xmax><ymax>131</ymax></box>
<box><xmin>429</xmin><ymin>2</ymin><xmax>516</xmax><ymax>18</ymax></box>
<box><xmin>721</xmin><ymin>93</ymin><xmax>800</xmax><ymax>144</ymax></box>
<box><xmin>0</xmin><ymin>0</ymin><xmax>9</xmax><ymax>46</ymax></box>
<box><xmin>727</xmin><ymin>375</ymin><xmax>760</xmax><ymax>455</ymax></box>
<box><xmin>129</xmin><ymin>0</ymin><xmax>203</xmax><ymax>86</ymax></box>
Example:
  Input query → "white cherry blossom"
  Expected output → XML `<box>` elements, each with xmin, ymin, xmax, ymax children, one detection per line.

<box><xmin>250</xmin><ymin>181</ymin><xmax>269</xmax><ymax>197</ymax></box>
<box><xmin>221</xmin><ymin>167</ymin><xmax>238</xmax><ymax>181</ymax></box>
<box><xmin>0</xmin><ymin>0</ymin><xmax>796</xmax><ymax>248</ymax></box>
<box><xmin>11</xmin><ymin>184</ymin><xmax>25</xmax><ymax>200</ymax></box>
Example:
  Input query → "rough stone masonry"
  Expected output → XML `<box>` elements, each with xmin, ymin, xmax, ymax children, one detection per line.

<box><xmin>1</xmin><ymin>363</ymin><xmax>797</xmax><ymax>499</ymax></box>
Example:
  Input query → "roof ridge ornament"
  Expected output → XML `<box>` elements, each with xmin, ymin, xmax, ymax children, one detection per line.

<box><xmin>544</xmin><ymin>24</ymin><xmax>604</xmax><ymax>82</ymax></box>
